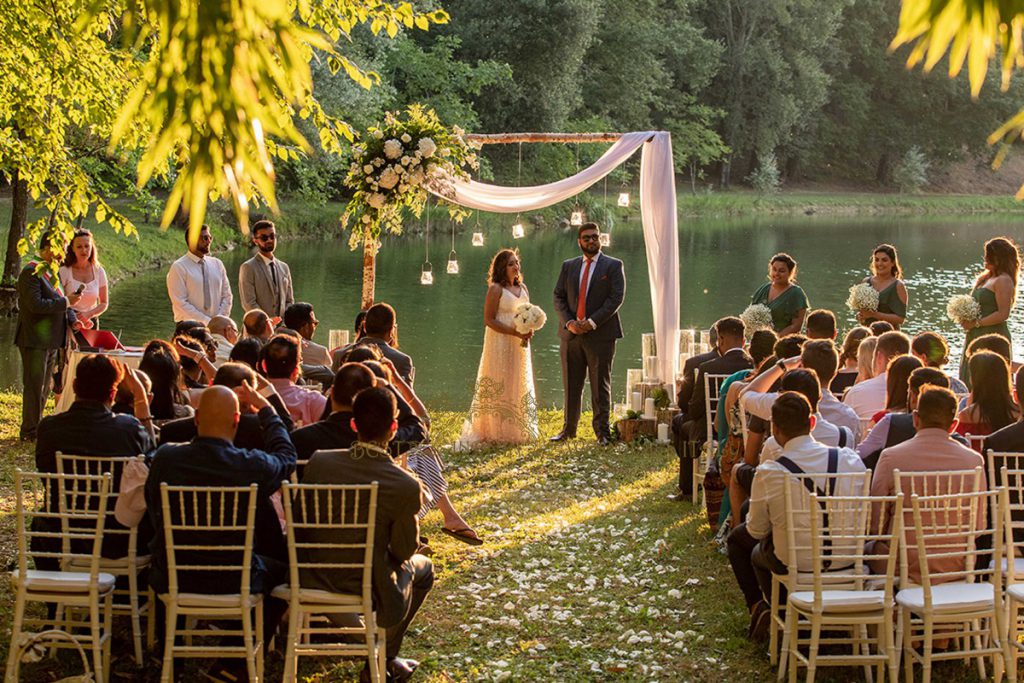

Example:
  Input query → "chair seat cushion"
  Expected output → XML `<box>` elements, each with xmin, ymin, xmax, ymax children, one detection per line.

<box><xmin>271</xmin><ymin>584</ymin><xmax>362</xmax><ymax>606</ymax></box>
<box><xmin>160</xmin><ymin>593</ymin><xmax>263</xmax><ymax>608</ymax></box>
<box><xmin>1005</xmin><ymin>583</ymin><xmax>1024</xmax><ymax>603</ymax></box>
<box><xmin>12</xmin><ymin>569</ymin><xmax>116</xmax><ymax>594</ymax></box>
<box><xmin>896</xmin><ymin>583</ymin><xmax>994</xmax><ymax>613</ymax></box>
<box><xmin>989</xmin><ymin>557</ymin><xmax>1024</xmax><ymax>576</ymax></box>
<box><xmin>789</xmin><ymin>590</ymin><xmax>887</xmax><ymax>613</ymax></box>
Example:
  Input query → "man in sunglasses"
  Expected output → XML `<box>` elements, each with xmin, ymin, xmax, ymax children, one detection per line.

<box><xmin>239</xmin><ymin>219</ymin><xmax>294</xmax><ymax>319</ymax></box>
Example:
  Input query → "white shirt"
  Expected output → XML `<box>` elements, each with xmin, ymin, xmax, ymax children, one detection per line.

<box><xmin>211</xmin><ymin>333</ymin><xmax>234</xmax><ymax>367</ymax></box>
<box><xmin>748</xmin><ymin>434</ymin><xmax>866</xmax><ymax>570</ymax></box>
<box><xmin>59</xmin><ymin>264</ymin><xmax>107</xmax><ymax>316</ymax></box>
<box><xmin>166</xmin><ymin>252</ymin><xmax>233</xmax><ymax>323</ymax></box>
<box><xmin>843</xmin><ymin>372</ymin><xmax>887</xmax><ymax>420</ymax></box>
<box><xmin>758</xmin><ymin>413</ymin><xmax>854</xmax><ymax>462</ymax></box>
<box><xmin>819</xmin><ymin>390</ymin><xmax>861</xmax><ymax>444</ymax></box>
<box><xmin>741</xmin><ymin>391</ymin><xmax>857</xmax><ymax>449</ymax></box>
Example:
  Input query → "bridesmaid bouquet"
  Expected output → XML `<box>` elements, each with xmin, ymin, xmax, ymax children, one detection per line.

<box><xmin>513</xmin><ymin>303</ymin><xmax>547</xmax><ymax>347</ymax></box>
<box><xmin>846</xmin><ymin>283</ymin><xmax>879</xmax><ymax>312</ymax></box>
<box><xmin>740</xmin><ymin>304</ymin><xmax>773</xmax><ymax>337</ymax></box>
<box><xmin>946</xmin><ymin>294</ymin><xmax>982</xmax><ymax>325</ymax></box>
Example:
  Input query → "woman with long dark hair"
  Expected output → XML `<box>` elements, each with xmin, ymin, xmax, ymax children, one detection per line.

<box><xmin>455</xmin><ymin>248</ymin><xmax>539</xmax><ymax>448</ymax></box>
<box><xmin>870</xmin><ymin>355</ymin><xmax>923</xmax><ymax>424</ymax></box>
<box><xmin>960</xmin><ymin>236</ymin><xmax>1020</xmax><ymax>385</ymax></box>
<box><xmin>856</xmin><ymin>244</ymin><xmax>908</xmax><ymax>329</ymax></box>
<box><xmin>749</xmin><ymin>253</ymin><xmax>808</xmax><ymax>335</ymax></box>
<box><xmin>139</xmin><ymin>339</ymin><xmax>193</xmax><ymax>424</ymax></box>
<box><xmin>957</xmin><ymin>351</ymin><xmax>1020</xmax><ymax>440</ymax></box>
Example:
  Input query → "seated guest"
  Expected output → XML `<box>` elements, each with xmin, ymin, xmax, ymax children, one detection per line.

<box><xmin>805</xmin><ymin>309</ymin><xmax>837</xmax><ymax>341</ymax></box>
<box><xmin>855</xmin><ymin>336</ymin><xmax>878</xmax><ymax>385</ymax></box>
<box><xmin>741</xmin><ymin>366</ymin><xmax>855</xmax><ymax>450</ymax></box>
<box><xmin>207</xmin><ymin>315</ymin><xmax>239</xmax><ymax>366</ymax></box>
<box><xmin>774</xmin><ymin>334</ymin><xmax>807</xmax><ymax>361</ymax></box>
<box><xmin>261</xmin><ymin>333</ymin><xmax>327</xmax><ymax>427</ymax></box>
<box><xmin>353</xmin><ymin>310</ymin><xmax>368</xmax><ymax>343</ymax></box>
<box><xmin>144</xmin><ymin>384</ymin><xmax>295</xmax><ymax>671</ymax></box>
<box><xmin>674</xmin><ymin>326</ymin><xmax>720</xmax><ymax>409</ymax></box>
<box><xmin>727</xmin><ymin>393</ymin><xmax>865</xmax><ymax>641</ymax></box>
<box><xmin>985</xmin><ymin>365</ymin><xmax>1024</xmax><ymax>453</ymax></box>
<box><xmin>911</xmin><ymin>331</ymin><xmax>969</xmax><ymax>395</ymax></box>
<box><xmin>173</xmin><ymin>319</ymin><xmax>205</xmax><ymax>338</ymax></box>
<box><xmin>869</xmin><ymin>355</ymin><xmax>924</xmax><ymax>424</ymax></box>
<box><xmin>159</xmin><ymin>362</ymin><xmax>294</xmax><ymax>447</ymax></box>
<box><xmin>800</xmin><ymin>339</ymin><xmax>860</xmax><ymax>439</ymax></box>
<box><xmin>957</xmin><ymin>350</ymin><xmax>1020</xmax><ymax>440</ymax></box>
<box><xmin>831</xmin><ymin>327</ymin><xmax>871</xmax><ymax>395</ymax></box>
<box><xmin>301</xmin><ymin>387</ymin><xmax>433</xmax><ymax>681</ymax></box>
<box><xmin>174</xmin><ymin>335</ymin><xmax>216</xmax><ymax>398</ymax></box>
<box><xmin>967</xmin><ymin>332</ymin><xmax>1022</xmax><ymax>373</ymax></box>
<box><xmin>869</xmin><ymin>386</ymin><xmax>984</xmax><ymax>581</ymax></box>
<box><xmin>112</xmin><ymin>369</ymin><xmax>152</xmax><ymax>416</ymax></box>
<box><xmin>869</xmin><ymin>320</ymin><xmax>894</xmax><ymax>335</ymax></box>
<box><xmin>844</xmin><ymin>330</ymin><xmax>910</xmax><ymax>420</ymax></box>
<box><xmin>229</xmin><ymin>336</ymin><xmax>263</xmax><ymax>370</ymax></box>
<box><xmin>243</xmin><ymin>309</ymin><xmax>274</xmax><ymax>342</ymax></box>
<box><xmin>139</xmin><ymin>339</ymin><xmax>193</xmax><ymax>424</ymax></box>
<box><xmin>334</xmin><ymin>303</ymin><xmax>414</xmax><ymax>386</ymax></box>
<box><xmin>284</xmin><ymin>302</ymin><xmax>332</xmax><ymax>367</ymax></box>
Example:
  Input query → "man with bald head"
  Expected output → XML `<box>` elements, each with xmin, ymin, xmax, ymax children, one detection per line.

<box><xmin>243</xmin><ymin>308</ymin><xmax>274</xmax><ymax>342</ymax></box>
<box><xmin>208</xmin><ymin>315</ymin><xmax>238</xmax><ymax>365</ymax></box>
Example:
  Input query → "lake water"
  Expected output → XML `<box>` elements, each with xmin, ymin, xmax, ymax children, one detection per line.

<box><xmin>1</xmin><ymin>213</ymin><xmax>1022</xmax><ymax>410</ymax></box>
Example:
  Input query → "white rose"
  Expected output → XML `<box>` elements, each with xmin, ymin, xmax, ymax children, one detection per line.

<box><xmin>398</xmin><ymin>184</ymin><xmax>408</xmax><ymax>193</ymax></box>
<box><xmin>418</xmin><ymin>137</ymin><xmax>437</xmax><ymax>158</ymax></box>
<box><xmin>453</xmin><ymin>125</ymin><xmax>465</xmax><ymax>137</ymax></box>
<box><xmin>384</xmin><ymin>139</ymin><xmax>403</xmax><ymax>159</ymax></box>
<box><xmin>361</xmin><ymin>214</ymin><xmax>372</xmax><ymax>224</ymax></box>
<box><xmin>401</xmin><ymin>133</ymin><xmax>412</xmax><ymax>143</ymax></box>
<box><xmin>408</xmin><ymin>169</ymin><xmax>425</xmax><ymax>186</ymax></box>
<box><xmin>363</xmin><ymin>164</ymin><xmax>374</xmax><ymax>175</ymax></box>
<box><xmin>373</xmin><ymin>158</ymin><xmax>384</xmax><ymax>167</ymax></box>
<box><xmin>401</xmin><ymin>156</ymin><xmax>411</xmax><ymax>166</ymax></box>
<box><xmin>371</xmin><ymin>129</ymin><xmax>383</xmax><ymax>139</ymax></box>
<box><xmin>378</xmin><ymin>168</ymin><xmax>399</xmax><ymax>190</ymax></box>
<box><xmin>367</xmin><ymin>193</ymin><xmax>386</xmax><ymax>210</ymax></box>
<box><xmin>440</xmin><ymin>147</ymin><xmax>451</xmax><ymax>157</ymax></box>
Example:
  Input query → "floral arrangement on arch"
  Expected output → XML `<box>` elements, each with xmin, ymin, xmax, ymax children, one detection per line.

<box><xmin>341</xmin><ymin>105</ymin><xmax>479</xmax><ymax>248</ymax></box>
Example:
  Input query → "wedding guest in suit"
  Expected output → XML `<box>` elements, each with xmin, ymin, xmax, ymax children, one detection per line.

<box><xmin>675</xmin><ymin>328</ymin><xmax>719</xmax><ymax>409</ymax></box>
<box><xmin>551</xmin><ymin>222</ymin><xmax>626</xmax><ymax>445</ymax></box>
<box><xmin>750</xmin><ymin>253</ymin><xmax>808</xmax><ymax>335</ymax></box>
<box><xmin>166</xmin><ymin>224</ymin><xmax>232</xmax><ymax>323</ymax></box>
<box><xmin>238</xmin><ymin>220</ymin><xmax>293</xmax><ymax>319</ymax></box>
<box><xmin>334</xmin><ymin>303</ymin><xmax>415</xmax><ymax>386</ymax></box>
<box><xmin>300</xmin><ymin>386</ymin><xmax>432</xmax><ymax>682</ymax></box>
<box><xmin>207</xmin><ymin>315</ymin><xmax>238</xmax><ymax>366</ymax></box>
<box><xmin>243</xmin><ymin>308</ymin><xmax>275</xmax><ymax>342</ymax></box>
<box><xmin>283</xmin><ymin>302</ymin><xmax>334</xmax><ymax>389</ymax></box>
<box><xmin>58</xmin><ymin>229</ymin><xmax>107</xmax><ymax>330</ymax></box>
<box><xmin>16</xmin><ymin>239</ymin><xmax>79</xmax><ymax>440</ymax></box>
<box><xmin>261</xmin><ymin>333</ymin><xmax>326</xmax><ymax>427</ymax></box>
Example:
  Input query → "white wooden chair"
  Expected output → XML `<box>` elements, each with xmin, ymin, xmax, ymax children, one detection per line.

<box><xmin>694</xmin><ymin>373</ymin><xmax>731</xmax><ymax>504</ymax></box>
<box><xmin>157</xmin><ymin>483</ymin><xmax>263</xmax><ymax>683</ymax></box>
<box><xmin>784</xmin><ymin>492</ymin><xmax>903</xmax><ymax>683</ymax></box>
<box><xmin>272</xmin><ymin>481</ymin><xmax>385</xmax><ymax>682</ymax></box>
<box><xmin>5</xmin><ymin>470</ymin><xmax>115</xmax><ymax>683</ymax></box>
<box><xmin>770</xmin><ymin>470</ymin><xmax>872</xmax><ymax>678</ymax></box>
<box><xmin>893</xmin><ymin>470</ymin><xmax>1008</xmax><ymax>683</ymax></box>
<box><xmin>56</xmin><ymin>452</ymin><xmax>154</xmax><ymax>665</ymax></box>
<box><xmin>1000</xmin><ymin>465</ymin><xmax>1024</xmax><ymax>679</ymax></box>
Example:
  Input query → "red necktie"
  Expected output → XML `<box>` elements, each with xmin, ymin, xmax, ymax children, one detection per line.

<box><xmin>577</xmin><ymin>258</ymin><xmax>592</xmax><ymax>321</ymax></box>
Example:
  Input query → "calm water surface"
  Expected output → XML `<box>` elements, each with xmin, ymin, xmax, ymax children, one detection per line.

<box><xmin>1</xmin><ymin>214</ymin><xmax>1022</xmax><ymax>410</ymax></box>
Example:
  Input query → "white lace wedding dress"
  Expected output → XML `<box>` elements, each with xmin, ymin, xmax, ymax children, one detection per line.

<box><xmin>456</xmin><ymin>287</ymin><xmax>539</xmax><ymax>448</ymax></box>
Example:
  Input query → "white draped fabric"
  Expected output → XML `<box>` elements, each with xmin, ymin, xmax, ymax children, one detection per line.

<box><xmin>430</xmin><ymin>131</ymin><xmax>680</xmax><ymax>384</ymax></box>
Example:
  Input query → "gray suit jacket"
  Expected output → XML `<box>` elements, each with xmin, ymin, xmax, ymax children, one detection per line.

<box><xmin>238</xmin><ymin>255</ymin><xmax>293</xmax><ymax>318</ymax></box>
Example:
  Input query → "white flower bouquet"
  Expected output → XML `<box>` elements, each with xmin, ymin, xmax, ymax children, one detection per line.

<box><xmin>947</xmin><ymin>294</ymin><xmax>982</xmax><ymax>326</ymax></box>
<box><xmin>740</xmin><ymin>304</ymin><xmax>773</xmax><ymax>337</ymax></box>
<box><xmin>846</xmin><ymin>283</ymin><xmax>879</xmax><ymax>312</ymax></box>
<box><xmin>512</xmin><ymin>303</ymin><xmax>547</xmax><ymax>347</ymax></box>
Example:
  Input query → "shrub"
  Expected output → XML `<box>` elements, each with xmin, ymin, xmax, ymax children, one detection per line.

<box><xmin>893</xmin><ymin>146</ymin><xmax>930</xmax><ymax>194</ymax></box>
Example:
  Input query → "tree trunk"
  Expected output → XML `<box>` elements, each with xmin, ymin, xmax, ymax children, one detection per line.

<box><xmin>360</xmin><ymin>229</ymin><xmax>378</xmax><ymax>311</ymax></box>
<box><xmin>720</xmin><ymin>158</ymin><xmax>731</xmax><ymax>188</ymax></box>
<box><xmin>875</xmin><ymin>152</ymin><xmax>891</xmax><ymax>185</ymax></box>
<box><xmin>0</xmin><ymin>168</ymin><xmax>29</xmax><ymax>315</ymax></box>
<box><xmin>689</xmin><ymin>162</ymin><xmax>698</xmax><ymax>194</ymax></box>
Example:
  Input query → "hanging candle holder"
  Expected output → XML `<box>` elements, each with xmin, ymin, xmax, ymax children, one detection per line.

<box><xmin>512</xmin><ymin>219</ymin><xmax>525</xmax><ymax>239</ymax></box>
<box><xmin>599</xmin><ymin>232</ymin><xmax>611</xmax><ymax>247</ymax></box>
<box><xmin>446</xmin><ymin>249</ymin><xmax>460</xmax><ymax>274</ymax></box>
<box><xmin>570</xmin><ymin>209</ymin><xmax>585</xmax><ymax>226</ymax></box>
<box><xmin>472</xmin><ymin>232</ymin><xmax>484</xmax><ymax>246</ymax></box>
<box><xmin>420</xmin><ymin>261</ymin><xmax>434</xmax><ymax>285</ymax></box>
<box><xmin>617</xmin><ymin>191</ymin><xmax>631</xmax><ymax>207</ymax></box>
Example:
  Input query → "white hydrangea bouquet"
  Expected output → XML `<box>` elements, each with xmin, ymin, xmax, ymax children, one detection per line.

<box><xmin>512</xmin><ymin>303</ymin><xmax>547</xmax><ymax>347</ymax></box>
<box><xmin>947</xmin><ymin>294</ymin><xmax>982</xmax><ymax>326</ymax></box>
<box><xmin>846</xmin><ymin>283</ymin><xmax>879</xmax><ymax>312</ymax></box>
<box><xmin>342</xmin><ymin>105</ymin><xmax>479</xmax><ymax>247</ymax></box>
<box><xmin>740</xmin><ymin>304</ymin><xmax>773</xmax><ymax>337</ymax></box>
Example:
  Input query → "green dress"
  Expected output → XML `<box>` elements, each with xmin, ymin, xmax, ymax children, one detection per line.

<box><xmin>959</xmin><ymin>286</ymin><xmax>1011</xmax><ymax>384</ymax></box>
<box><xmin>862</xmin><ymin>278</ymin><xmax>907</xmax><ymax>329</ymax></box>
<box><xmin>751</xmin><ymin>282</ymin><xmax>809</xmax><ymax>333</ymax></box>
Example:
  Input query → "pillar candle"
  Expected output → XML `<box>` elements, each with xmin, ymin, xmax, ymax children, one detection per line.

<box><xmin>631</xmin><ymin>391</ymin><xmax>642</xmax><ymax>412</ymax></box>
<box><xmin>657</xmin><ymin>423</ymin><xmax>669</xmax><ymax>443</ymax></box>
<box><xmin>644</xmin><ymin>397</ymin><xmax>655</xmax><ymax>419</ymax></box>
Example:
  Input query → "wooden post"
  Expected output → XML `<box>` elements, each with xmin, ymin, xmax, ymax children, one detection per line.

<box><xmin>360</xmin><ymin>228</ymin><xmax>378</xmax><ymax>311</ymax></box>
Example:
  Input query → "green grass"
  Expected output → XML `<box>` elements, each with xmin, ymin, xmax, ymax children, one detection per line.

<box><xmin>0</xmin><ymin>399</ymin><xmax>992</xmax><ymax>681</ymax></box>
<box><xmin>676</xmin><ymin>190</ymin><xmax>1024</xmax><ymax>217</ymax></box>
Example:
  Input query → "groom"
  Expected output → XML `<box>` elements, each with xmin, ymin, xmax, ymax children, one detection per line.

<box><xmin>552</xmin><ymin>222</ymin><xmax>626</xmax><ymax>445</ymax></box>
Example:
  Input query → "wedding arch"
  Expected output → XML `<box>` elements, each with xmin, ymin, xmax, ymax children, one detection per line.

<box><xmin>430</xmin><ymin>131</ymin><xmax>681</xmax><ymax>384</ymax></box>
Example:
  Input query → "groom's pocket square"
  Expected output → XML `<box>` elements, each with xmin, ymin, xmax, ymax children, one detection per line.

<box><xmin>600</xmin><ymin>274</ymin><xmax>609</xmax><ymax>280</ymax></box>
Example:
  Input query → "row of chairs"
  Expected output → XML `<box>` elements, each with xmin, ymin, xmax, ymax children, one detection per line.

<box><xmin>6</xmin><ymin>455</ymin><xmax>386</xmax><ymax>683</ymax></box>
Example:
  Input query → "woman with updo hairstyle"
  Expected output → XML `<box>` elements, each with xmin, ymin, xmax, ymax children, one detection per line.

<box><xmin>960</xmin><ymin>236</ymin><xmax>1020</xmax><ymax>385</ymax></box>
<box><xmin>831</xmin><ymin>326</ymin><xmax>871</xmax><ymax>395</ymax></box>
<box><xmin>855</xmin><ymin>244</ymin><xmax>908</xmax><ymax>329</ymax></box>
<box><xmin>750</xmin><ymin>253</ymin><xmax>808</xmax><ymax>335</ymax></box>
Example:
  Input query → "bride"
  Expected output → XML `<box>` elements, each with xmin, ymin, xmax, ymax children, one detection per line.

<box><xmin>456</xmin><ymin>249</ymin><xmax>540</xmax><ymax>448</ymax></box>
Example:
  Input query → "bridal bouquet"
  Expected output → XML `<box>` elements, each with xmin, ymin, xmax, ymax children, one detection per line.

<box><xmin>740</xmin><ymin>304</ymin><xmax>773</xmax><ymax>337</ymax></box>
<box><xmin>846</xmin><ymin>283</ymin><xmax>879</xmax><ymax>312</ymax></box>
<box><xmin>947</xmin><ymin>294</ymin><xmax>982</xmax><ymax>326</ymax></box>
<box><xmin>513</xmin><ymin>303</ymin><xmax>547</xmax><ymax>347</ymax></box>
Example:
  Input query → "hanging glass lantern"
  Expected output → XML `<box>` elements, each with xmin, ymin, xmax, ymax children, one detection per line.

<box><xmin>512</xmin><ymin>222</ymin><xmax>525</xmax><ymax>239</ymax></box>
<box><xmin>420</xmin><ymin>261</ymin><xmax>434</xmax><ymax>285</ymax></box>
<box><xmin>446</xmin><ymin>250</ymin><xmax>460</xmax><ymax>274</ymax></box>
<box><xmin>599</xmin><ymin>233</ymin><xmax>611</xmax><ymax>247</ymax></box>
<box><xmin>472</xmin><ymin>232</ymin><xmax>484</xmax><ymax>246</ymax></box>
<box><xmin>617</xmin><ymin>192</ymin><xmax>631</xmax><ymax>207</ymax></box>
<box><xmin>570</xmin><ymin>210</ymin><xmax>584</xmax><ymax>226</ymax></box>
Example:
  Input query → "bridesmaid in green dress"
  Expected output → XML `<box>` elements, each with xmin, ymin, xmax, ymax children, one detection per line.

<box><xmin>750</xmin><ymin>253</ymin><xmax>809</xmax><ymax>335</ymax></box>
<box><xmin>960</xmin><ymin>236</ymin><xmax>1019</xmax><ymax>385</ymax></box>
<box><xmin>856</xmin><ymin>244</ymin><xmax>908</xmax><ymax>329</ymax></box>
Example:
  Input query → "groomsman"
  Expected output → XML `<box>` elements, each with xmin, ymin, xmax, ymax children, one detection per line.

<box><xmin>239</xmin><ymin>220</ymin><xmax>293</xmax><ymax>319</ymax></box>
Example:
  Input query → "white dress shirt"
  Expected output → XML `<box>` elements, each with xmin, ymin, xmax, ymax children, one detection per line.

<box><xmin>842</xmin><ymin>372</ymin><xmax>887</xmax><ymax>420</ymax></box>
<box><xmin>166</xmin><ymin>252</ymin><xmax>233</xmax><ymax>323</ymax></box>
<box><xmin>758</xmin><ymin>413</ymin><xmax>853</xmax><ymax>462</ymax></box>
<box><xmin>741</xmin><ymin>391</ymin><xmax>857</xmax><ymax>448</ymax></box>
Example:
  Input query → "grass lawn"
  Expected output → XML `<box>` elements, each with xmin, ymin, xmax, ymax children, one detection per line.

<box><xmin>0</xmin><ymin>400</ymin><xmax>991</xmax><ymax>681</ymax></box>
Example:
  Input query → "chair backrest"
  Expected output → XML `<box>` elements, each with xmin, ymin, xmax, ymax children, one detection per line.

<box><xmin>704</xmin><ymin>373</ymin><xmax>731</xmax><ymax>444</ymax></box>
<box><xmin>1001</xmin><ymin>466</ymin><xmax>1024</xmax><ymax>584</ymax></box>
<box><xmin>988</xmin><ymin>450</ymin><xmax>1024</xmax><ymax>489</ymax></box>
<box><xmin>780</xmin><ymin>469</ymin><xmax>872</xmax><ymax>575</ymax></box>
<box><xmin>281</xmin><ymin>481</ymin><xmax>378</xmax><ymax>605</ymax></box>
<box><xmin>14</xmin><ymin>469</ymin><xmax>111</xmax><ymax>585</ymax></box>
<box><xmin>158</xmin><ymin>483</ymin><xmax>258</xmax><ymax>598</ymax></box>
<box><xmin>806</xmin><ymin>492</ymin><xmax>904</xmax><ymax>603</ymax></box>
<box><xmin>290</xmin><ymin>458</ymin><xmax>312</xmax><ymax>485</ymax></box>
<box><xmin>963</xmin><ymin>433</ymin><xmax>986</xmax><ymax>454</ymax></box>
<box><xmin>903</xmin><ymin>485</ymin><xmax>1005</xmax><ymax>607</ymax></box>
<box><xmin>56</xmin><ymin>452</ymin><xmax>140</xmax><ymax>558</ymax></box>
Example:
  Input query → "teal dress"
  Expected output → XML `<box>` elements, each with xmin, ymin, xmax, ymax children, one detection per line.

<box><xmin>751</xmin><ymin>282</ymin><xmax>809</xmax><ymax>333</ymax></box>
<box><xmin>862</xmin><ymin>278</ymin><xmax>907</xmax><ymax>329</ymax></box>
<box><xmin>960</xmin><ymin>286</ymin><xmax>1010</xmax><ymax>385</ymax></box>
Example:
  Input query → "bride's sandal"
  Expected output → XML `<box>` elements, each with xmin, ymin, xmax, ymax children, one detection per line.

<box><xmin>442</xmin><ymin>526</ymin><xmax>484</xmax><ymax>546</ymax></box>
